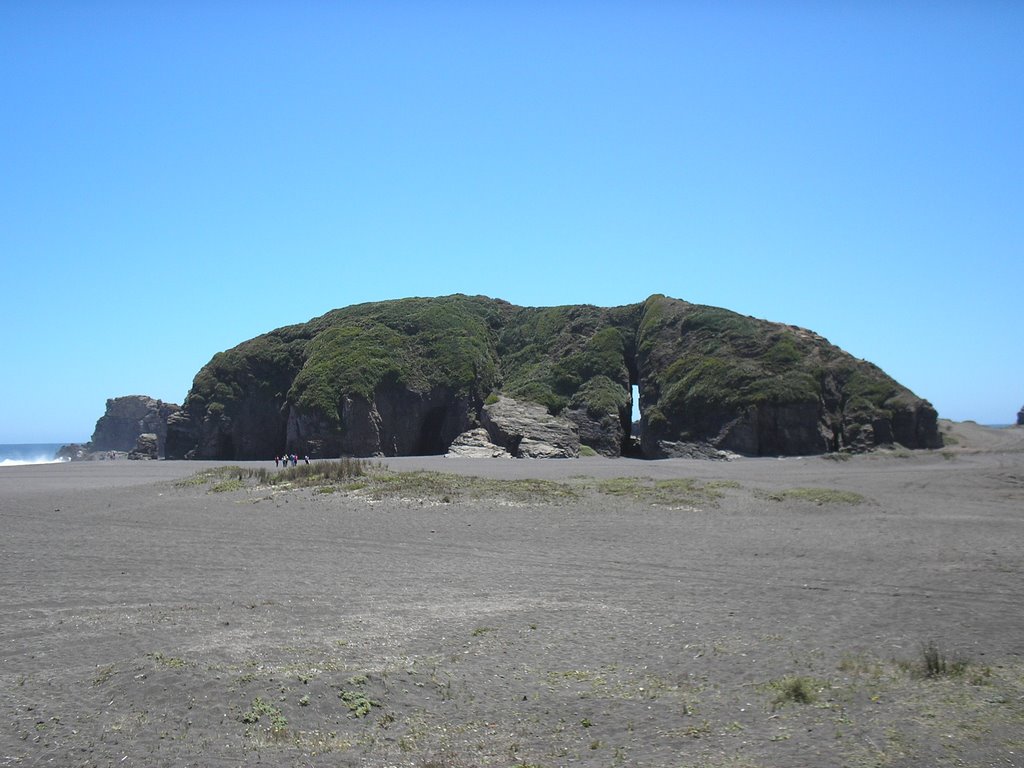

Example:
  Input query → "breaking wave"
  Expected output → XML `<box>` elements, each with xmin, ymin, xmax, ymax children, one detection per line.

<box><xmin>0</xmin><ymin>444</ymin><xmax>70</xmax><ymax>467</ymax></box>
<box><xmin>0</xmin><ymin>457</ymin><xmax>70</xmax><ymax>467</ymax></box>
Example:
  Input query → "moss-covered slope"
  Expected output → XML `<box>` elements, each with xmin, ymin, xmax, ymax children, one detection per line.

<box><xmin>636</xmin><ymin>295</ymin><xmax>939</xmax><ymax>455</ymax></box>
<box><xmin>165</xmin><ymin>294</ymin><xmax>939</xmax><ymax>459</ymax></box>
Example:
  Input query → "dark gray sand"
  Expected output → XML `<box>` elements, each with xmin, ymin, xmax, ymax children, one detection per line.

<box><xmin>2</xmin><ymin>422</ymin><xmax>1023</xmax><ymax>767</ymax></box>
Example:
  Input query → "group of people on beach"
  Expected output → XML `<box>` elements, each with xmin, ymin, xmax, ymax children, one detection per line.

<box><xmin>274</xmin><ymin>454</ymin><xmax>309</xmax><ymax>467</ymax></box>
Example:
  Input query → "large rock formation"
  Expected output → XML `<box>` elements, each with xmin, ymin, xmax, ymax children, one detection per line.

<box><xmin>1018</xmin><ymin>405</ymin><xmax>1023</xmax><ymax>426</ymax></box>
<box><xmin>91</xmin><ymin>395</ymin><xmax>180</xmax><ymax>457</ymax></box>
<box><xmin>166</xmin><ymin>294</ymin><xmax>941</xmax><ymax>460</ymax></box>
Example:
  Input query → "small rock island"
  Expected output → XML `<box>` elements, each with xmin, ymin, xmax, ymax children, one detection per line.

<box><xmin>153</xmin><ymin>294</ymin><xmax>940</xmax><ymax>460</ymax></box>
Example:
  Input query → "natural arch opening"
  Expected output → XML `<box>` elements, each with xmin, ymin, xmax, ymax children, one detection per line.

<box><xmin>631</xmin><ymin>383</ymin><xmax>640</xmax><ymax>427</ymax></box>
<box><xmin>621</xmin><ymin>381</ymin><xmax>645</xmax><ymax>457</ymax></box>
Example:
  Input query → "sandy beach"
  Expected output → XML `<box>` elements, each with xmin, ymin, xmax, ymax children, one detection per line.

<box><xmin>2</xmin><ymin>422</ymin><xmax>1022</xmax><ymax>767</ymax></box>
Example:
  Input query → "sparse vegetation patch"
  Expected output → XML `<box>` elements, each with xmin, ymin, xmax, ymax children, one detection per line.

<box><xmin>764</xmin><ymin>675</ymin><xmax>827</xmax><ymax>709</ymax></box>
<box><xmin>148</xmin><ymin>652</ymin><xmax>187</xmax><ymax>668</ymax></box>
<box><xmin>363</xmin><ymin>470</ymin><xmax>581</xmax><ymax>504</ymax></box>
<box><xmin>176</xmin><ymin>459</ymin><xmax>371</xmax><ymax>493</ymax></box>
<box><xmin>241</xmin><ymin>696</ymin><xmax>287</xmax><ymax>733</ymax></box>
<box><xmin>899</xmin><ymin>641</ymin><xmax>975</xmax><ymax>680</ymax></box>
<box><xmin>339</xmin><ymin>689</ymin><xmax>378</xmax><ymax>717</ymax></box>
<box><xmin>594</xmin><ymin>476</ymin><xmax>733</xmax><ymax>506</ymax></box>
<box><xmin>760</xmin><ymin>487</ymin><xmax>866</xmax><ymax>505</ymax></box>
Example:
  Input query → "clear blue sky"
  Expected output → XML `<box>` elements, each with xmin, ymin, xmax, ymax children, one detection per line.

<box><xmin>2</xmin><ymin>2</ymin><xmax>1021</xmax><ymax>443</ymax></box>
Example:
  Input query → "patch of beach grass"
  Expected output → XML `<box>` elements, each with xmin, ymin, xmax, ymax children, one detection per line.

<box><xmin>339</xmin><ymin>689</ymin><xmax>378</xmax><ymax>717</ymax></box>
<box><xmin>211</xmin><ymin>477</ymin><xmax>243</xmax><ymax>493</ymax></box>
<box><xmin>148</xmin><ymin>651</ymin><xmax>187</xmax><ymax>668</ymax></box>
<box><xmin>175</xmin><ymin>465</ymin><xmax>245</xmax><ymax>487</ymax></box>
<box><xmin>829</xmin><ymin>648</ymin><xmax>1024</xmax><ymax>763</ymax></box>
<box><xmin>897</xmin><ymin>641</ymin><xmax>978</xmax><ymax>680</ymax></box>
<box><xmin>760</xmin><ymin>487</ymin><xmax>866</xmax><ymax>505</ymax></box>
<box><xmin>241</xmin><ymin>696</ymin><xmax>288</xmax><ymax>733</ymax></box>
<box><xmin>363</xmin><ymin>470</ymin><xmax>581</xmax><ymax>504</ymax></box>
<box><xmin>763</xmin><ymin>675</ymin><xmax>828</xmax><ymax>709</ymax></box>
<box><xmin>175</xmin><ymin>459</ymin><xmax>371</xmax><ymax>493</ymax></box>
<box><xmin>594</xmin><ymin>476</ymin><xmax>733</xmax><ymax>506</ymax></box>
<box><xmin>705</xmin><ymin>479</ymin><xmax>740</xmax><ymax>492</ymax></box>
<box><xmin>264</xmin><ymin>457</ymin><xmax>370</xmax><ymax>485</ymax></box>
<box><xmin>837</xmin><ymin>652</ymin><xmax>885</xmax><ymax>678</ymax></box>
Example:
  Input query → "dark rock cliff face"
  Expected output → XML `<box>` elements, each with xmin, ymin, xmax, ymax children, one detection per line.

<box><xmin>1018</xmin><ymin>406</ymin><xmax>1023</xmax><ymax>426</ymax></box>
<box><xmin>90</xmin><ymin>396</ymin><xmax>180</xmax><ymax>458</ymax></box>
<box><xmin>286</xmin><ymin>386</ymin><xmax>476</xmax><ymax>458</ymax></box>
<box><xmin>634</xmin><ymin>296</ymin><xmax>941</xmax><ymax>456</ymax></box>
<box><xmin>166</xmin><ymin>294</ymin><xmax>941</xmax><ymax>460</ymax></box>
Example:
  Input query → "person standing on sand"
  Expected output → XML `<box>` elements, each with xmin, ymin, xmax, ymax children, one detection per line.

<box><xmin>274</xmin><ymin>456</ymin><xmax>280</xmax><ymax>467</ymax></box>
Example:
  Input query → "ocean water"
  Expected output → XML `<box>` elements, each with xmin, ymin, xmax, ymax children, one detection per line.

<box><xmin>0</xmin><ymin>443</ymin><xmax>69</xmax><ymax>467</ymax></box>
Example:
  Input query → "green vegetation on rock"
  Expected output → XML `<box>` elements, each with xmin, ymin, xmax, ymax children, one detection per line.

<box><xmin>496</xmin><ymin>304</ymin><xmax>632</xmax><ymax>416</ymax></box>
<box><xmin>169</xmin><ymin>293</ymin><xmax>939</xmax><ymax>460</ymax></box>
<box><xmin>635</xmin><ymin>295</ymin><xmax>937</xmax><ymax>455</ymax></box>
<box><xmin>291</xmin><ymin>295</ymin><xmax>502</xmax><ymax>415</ymax></box>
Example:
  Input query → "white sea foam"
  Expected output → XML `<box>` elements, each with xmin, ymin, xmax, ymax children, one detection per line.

<box><xmin>0</xmin><ymin>457</ymin><xmax>70</xmax><ymax>467</ymax></box>
<box><xmin>0</xmin><ymin>444</ymin><xmax>70</xmax><ymax>467</ymax></box>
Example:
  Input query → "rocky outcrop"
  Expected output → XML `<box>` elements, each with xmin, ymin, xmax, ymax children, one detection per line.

<box><xmin>164</xmin><ymin>410</ymin><xmax>200</xmax><ymax>460</ymax></box>
<box><xmin>480</xmin><ymin>396</ymin><xmax>579</xmax><ymax>458</ymax></box>
<box><xmin>127</xmin><ymin>433</ymin><xmax>158</xmax><ymax>460</ymax></box>
<box><xmin>54</xmin><ymin>443</ymin><xmax>90</xmax><ymax>461</ymax></box>
<box><xmin>1018</xmin><ymin>406</ymin><xmax>1023</xmax><ymax>426</ymax></box>
<box><xmin>445</xmin><ymin>428</ymin><xmax>511</xmax><ymax>458</ymax></box>
<box><xmin>55</xmin><ymin>396</ymin><xmax>181</xmax><ymax>460</ymax></box>
<box><xmin>289</xmin><ymin>385</ymin><xmax>476</xmax><ymax>458</ymax></box>
<box><xmin>565</xmin><ymin>402</ymin><xmax>626</xmax><ymax>456</ymax></box>
<box><xmin>168</xmin><ymin>294</ymin><xmax>942</xmax><ymax>460</ymax></box>
<box><xmin>91</xmin><ymin>396</ymin><xmax>180</xmax><ymax>457</ymax></box>
<box><xmin>648</xmin><ymin>441</ymin><xmax>738</xmax><ymax>460</ymax></box>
